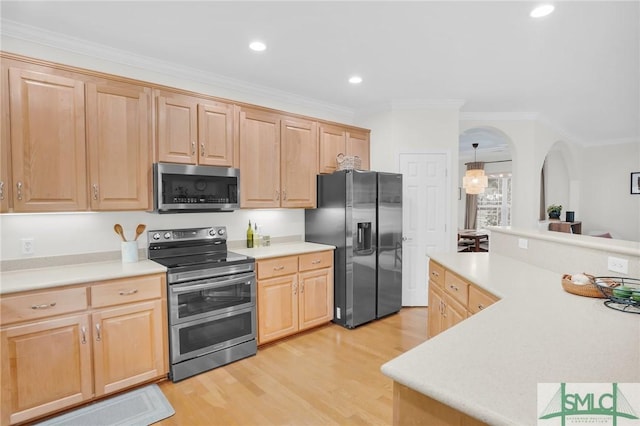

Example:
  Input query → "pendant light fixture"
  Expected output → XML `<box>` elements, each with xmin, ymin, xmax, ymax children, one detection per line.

<box><xmin>463</xmin><ymin>143</ymin><xmax>488</xmax><ymax>194</ymax></box>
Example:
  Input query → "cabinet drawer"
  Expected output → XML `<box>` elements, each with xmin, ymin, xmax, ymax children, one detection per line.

<box><xmin>257</xmin><ymin>256</ymin><xmax>298</xmax><ymax>280</ymax></box>
<box><xmin>468</xmin><ymin>285</ymin><xmax>498</xmax><ymax>315</ymax></box>
<box><xmin>1</xmin><ymin>287</ymin><xmax>88</xmax><ymax>325</ymax></box>
<box><xmin>91</xmin><ymin>275</ymin><xmax>163</xmax><ymax>308</ymax></box>
<box><xmin>444</xmin><ymin>271</ymin><xmax>469</xmax><ymax>307</ymax></box>
<box><xmin>299</xmin><ymin>251</ymin><xmax>333</xmax><ymax>272</ymax></box>
<box><xmin>428</xmin><ymin>260</ymin><xmax>445</xmax><ymax>289</ymax></box>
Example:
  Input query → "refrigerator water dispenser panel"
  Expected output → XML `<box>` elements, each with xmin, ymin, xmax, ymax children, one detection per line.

<box><xmin>356</xmin><ymin>222</ymin><xmax>373</xmax><ymax>254</ymax></box>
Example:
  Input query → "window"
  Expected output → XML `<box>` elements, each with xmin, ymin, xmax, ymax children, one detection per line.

<box><xmin>476</xmin><ymin>174</ymin><xmax>512</xmax><ymax>229</ymax></box>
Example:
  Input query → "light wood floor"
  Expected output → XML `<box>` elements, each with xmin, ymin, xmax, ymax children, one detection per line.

<box><xmin>157</xmin><ymin>307</ymin><xmax>428</xmax><ymax>426</ymax></box>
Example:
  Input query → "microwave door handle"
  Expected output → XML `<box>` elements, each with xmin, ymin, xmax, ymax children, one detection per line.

<box><xmin>171</xmin><ymin>275</ymin><xmax>254</xmax><ymax>294</ymax></box>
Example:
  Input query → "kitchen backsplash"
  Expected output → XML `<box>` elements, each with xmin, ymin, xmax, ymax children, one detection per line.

<box><xmin>0</xmin><ymin>209</ymin><xmax>305</xmax><ymax>263</ymax></box>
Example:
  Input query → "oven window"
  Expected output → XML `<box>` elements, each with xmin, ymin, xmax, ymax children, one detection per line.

<box><xmin>178</xmin><ymin>311</ymin><xmax>253</xmax><ymax>354</ymax></box>
<box><xmin>177</xmin><ymin>281</ymin><xmax>252</xmax><ymax>319</ymax></box>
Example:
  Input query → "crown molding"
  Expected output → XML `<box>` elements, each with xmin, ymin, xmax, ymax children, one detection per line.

<box><xmin>0</xmin><ymin>19</ymin><xmax>355</xmax><ymax>120</ymax></box>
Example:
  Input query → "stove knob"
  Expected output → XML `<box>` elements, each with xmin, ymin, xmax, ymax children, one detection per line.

<box><xmin>152</xmin><ymin>233</ymin><xmax>161</xmax><ymax>240</ymax></box>
<box><xmin>209</xmin><ymin>229</ymin><xmax>216</xmax><ymax>236</ymax></box>
<box><xmin>163</xmin><ymin>232</ymin><xmax>171</xmax><ymax>240</ymax></box>
<box><xmin>217</xmin><ymin>228</ymin><xmax>225</xmax><ymax>236</ymax></box>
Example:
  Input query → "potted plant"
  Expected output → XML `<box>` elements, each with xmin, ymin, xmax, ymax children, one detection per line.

<box><xmin>547</xmin><ymin>204</ymin><xmax>562</xmax><ymax>220</ymax></box>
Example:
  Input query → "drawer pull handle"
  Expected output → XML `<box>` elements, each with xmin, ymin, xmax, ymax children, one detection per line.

<box><xmin>81</xmin><ymin>326</ymin><xmax>87</xmax><ymax>344</ymax></box>
<box><xmin>92</xmin><ymin>184</ymin><xmax>99</xmax><ymax>200</ymax></box>
<box><xmin>449</xmin><ymin>285</ymin><xmax>458</xmax><ymax>291</ymax></box>
<box><xmin>95</xmin><ymin>324</ymin><xmax>102</xmax><ymax>341</ymax></box>
<box><xmin>432</xmin><ymin>271</ymin><xmax>439</xmax><ymax>277</ymax></box>
<box><xmin>31</xmin><ymin>302</ymin><xmax>56</xmax><ymax>310</ymax></box>
<box><xmin>311</xmin><ymin>259</ymin><xmax>321</xmax><ymax>264</ymax></box>
<box><xmin>200</xmin><ymin>143</ymin><xmax>205</xmax><ymax>156</ymax></box>
<box><xmin>191</xmin><ymin>141</ymin><xmax>196</xmax><ymax>155</ymax></box>
<box><xmin>119</xmin><ymin>289</ymin><xmax>139</xmax><ymax>296</ymax></box>
<box><xmin>273</xmin><ymin>266</ymin><xmax>285</xmax><ymax>271</ymax></box>
<box><xmin>477</xmin><ymin>304</ymin><xmax>485</xmax><ymax>310</ymax></box>
<box><xmin>16</xmin><ymin>181</ymin><xmax>23</xmax><ymax>201</ymax></box>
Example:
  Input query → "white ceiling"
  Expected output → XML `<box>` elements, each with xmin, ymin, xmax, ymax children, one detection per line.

<box><xmin>1</xmin><ymin>1</ymin><xmax>638</xmax><ymax>147</ymax></box>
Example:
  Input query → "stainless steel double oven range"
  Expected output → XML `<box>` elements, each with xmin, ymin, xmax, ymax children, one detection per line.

<box><xmin>148</xmin><ymin>226</ymin><xmax>256</xmax><ymax>382</ymax></box>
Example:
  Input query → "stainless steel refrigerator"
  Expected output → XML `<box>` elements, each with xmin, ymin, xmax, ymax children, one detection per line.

<box><xmin>305</xmin><ymin>170</ymin><xmax>403</xmax><ymax>328</ymax></box>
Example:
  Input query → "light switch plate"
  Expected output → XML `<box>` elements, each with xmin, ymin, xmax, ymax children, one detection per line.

<box><xmin>21</xmin><ymin>238</ymin><xmax>35</xmax><ymax>255</ymax></box>
<box><xmin>518</xmin><ymin>238</ymin><xmax>528</xmax><ymax>249</ymax></box>
<box><xmin>607</xmin><ymin>256</ymin><xmax>628</xmax><ymax>274</ymax></box>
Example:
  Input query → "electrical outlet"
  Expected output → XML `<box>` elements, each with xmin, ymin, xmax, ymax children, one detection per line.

<box><xmin>336</xmin><ymin>307</ymin><xmax>341</xmax><ymax>319</ymax></box>
<box><xmin>21</xmin><ymin>238</ymin><xmax>35</xmax><ymax>255</ymax></box>
<box><xmin>518</xmin><ymin>238</ymin><xmax>528</xmax><ymax>249</ymax></box>
<box><xmin>607</xmin><ymin>256</ymin><xmax>628</xmax><ymax>274</ymax></box>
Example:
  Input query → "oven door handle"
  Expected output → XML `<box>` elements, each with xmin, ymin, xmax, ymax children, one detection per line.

<box><xmin>170</xmin><ymin>273</ymin><xmax>255</xmax><ymax>294</ymax></box>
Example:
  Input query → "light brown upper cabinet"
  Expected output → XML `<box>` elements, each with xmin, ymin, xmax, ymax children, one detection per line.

<box><xmin>155</xmin><ymin>89</ymin><xmax>235</xmax><ymax>167</ymax></box>
<box><xmin>1</xmin><ymin>62</ymin><xmax>11</xmax><ymax>212</ymax></box>
<box><xmin>280</xmin><ymin>117</ymin><xmax>317</xmax><ymax>208</ymax></box>
<box><xmin>8</xmin><ymin>67</ymin><xmax>88</xmax><ymax>212</ymax></box>
<box><xmin>318</xmin><ymin>124</ymin><xmax>346</xmax><ymax>174</ymax></box>
<box><xmin>5</xmin><ymin>59</ymin><xmax>152</xmax><ymax>212</ymax></box>
<box><xmin>318</xmin><ymin>124</ymin><xmax>370</xmax><ymax>174</ymax></box>
<box><xmin>347</xmin><ymin>129</ymin><xmax>370</xmax><ymax>170</ymax></box>
<box><xmin>239</xmin><ymin>108</ymin><xmax>318</xmax><ymax>208</ymax></box>
<box><xmin>86</xmin><ymin>81</ymin><xmax>151</xmax><ymax>210</ymax></box>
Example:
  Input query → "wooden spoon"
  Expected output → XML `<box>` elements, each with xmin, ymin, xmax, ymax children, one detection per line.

<box><xmin>134</xmin><ymin>224</ymin><xmax>146</xmax><ymax>241</ymax></box>
<box><xmin>114</xmin><ymin>224</ymin><xmax>127</xmax><ymax>242</ymax></box>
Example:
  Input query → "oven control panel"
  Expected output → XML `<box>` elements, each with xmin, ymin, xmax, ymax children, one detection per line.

<box><xmin>149</xmin><ymin>226</ymin><xmax>227</xmax><ymax>242</ymax></box>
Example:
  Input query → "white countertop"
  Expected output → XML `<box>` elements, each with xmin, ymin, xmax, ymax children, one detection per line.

<box><xmin>0</xmin><ymin>242</ymin><xmax>334</xmax><ymax>295</ymax></box>
<box><xmin>0</xmin><ymin>260</ymin><xmax>167</xmax><ymax>294</ymax></box>
<box><xmin>232</xmin><ymin>241</ymin><xmax>335</xmax><ymax>259</ymax></box>
<box><xmin>381</xmin><ymin>253</ymin><xmax>640</xmax><ymax>425</ymax></box>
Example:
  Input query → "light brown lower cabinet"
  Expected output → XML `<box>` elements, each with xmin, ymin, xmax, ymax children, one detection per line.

<box><xmin>257</xmin><ymin>251</ymin><xmax>334</xmax><ymax>345</ymax></box>
<box><xmin>393</xmin><ymin>382</ymin><xmax>487</xmax><ymax>426</ymax></box>
<box><xmin>0</xmin><ymin>274</ymin><xmax>168</xmax><ymax>425</ymax></box>
<box><xmin>427</xmin><ymin>260</ymin><xmax>499</xmax><ymax>338</ymax></box>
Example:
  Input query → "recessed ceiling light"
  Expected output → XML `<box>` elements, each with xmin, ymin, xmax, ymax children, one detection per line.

<box><xmin>530</xmin><ymin>4</ymin><xmax>555</xmax><ymax>18</ymax></box>
<box><xmin>348</xmin><ymin>75</ymin><xmax>363</xmax><ymax>84</ymax></box>
<box><xmin>249</xmin><ymin>41</ymin><xmax>266</xmax><ymax>52</ymax></box>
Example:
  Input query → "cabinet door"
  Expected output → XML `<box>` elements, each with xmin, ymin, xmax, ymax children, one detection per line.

<box><xmin>347</xmin><ymin>130</ymin><xmax>370</xmax><ymax>171</ymax></box>
<box><xmin>198</xmin><ymin>101</ymin><xmax>234</xmax><ymax>167</ymax></box>
<box><xmin>443</xmin><ymin>294</ymin><xmax>467</xmax><ymax>331</ymax></box>
<box><xmin>239</xmin><ymin>108</ymin><xmax>280</xmax><ymax>208</ymax></box>
<box><xmin>86</xmin><ymin>81</ymin><xmax>151</xmax><ymax>210</ymax></box>
<box><xmin>1</xmin><ymin>314</ymin><xmax>92</xmax><ymax>426</ymax></box>
<box><xmin>318</xmin><ymin>124</ymin><xmax>346</xmax><ymax>174</ymax></box>
<box><xmin>298</xmin><ymin>268</ymin><xmax>333</xmax><ymax>330</ymax></box>
<box><xmin>9</xmin><ymin>68</ymin><xmax>87</xmax><ymax>212</ymax></box>
<box><xmin>92</xmin><ymin>300</ymin><xmax>164</xmax><ymax>396</ymax></box>
<box><xmin>427</xmin><ymin>283</ymin><xmax>444</xmax><ymax>339</ymax></box>
<box><xmin>280</xmin><ymin>117</ymin><xmax>317</xmax><ymax>208</ymax></box>
<box><xmin>1</xmin><ymin>61</ymin><xmax>11</xmax><ymax>212</ymax></box>
<box><xmin>156</xmin><ymin>91</ymin><xmax>198</xmax><ymax>164</ymax></box>
<box><xmin>257</xmin><ymin>274</ymin><xmax>298</xmax><ymax>344</ymax></box>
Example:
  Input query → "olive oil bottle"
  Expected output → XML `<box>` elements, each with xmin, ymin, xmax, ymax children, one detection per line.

<box><xmin>246</xmin><ymin>220</ymin><xmax>254</xmax><ymax>248</ymax></box>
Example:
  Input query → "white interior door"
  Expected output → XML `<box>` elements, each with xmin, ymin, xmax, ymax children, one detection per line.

<box><xmin>400</xmin><ymin>153</ymin><xmax>448</xmax><ymax>306</ymax></box>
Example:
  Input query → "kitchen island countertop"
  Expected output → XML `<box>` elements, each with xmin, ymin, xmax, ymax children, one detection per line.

<box><xmin>381</xmin><ymin>252</ymin><xmax>640</xmax><ymax>425</ymax></box>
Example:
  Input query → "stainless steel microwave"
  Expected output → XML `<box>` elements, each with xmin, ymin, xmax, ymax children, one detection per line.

<box><xmin>153</xmin><ymin>163</ymin><xmax>240</xmax><ymax>213</ymax></box>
